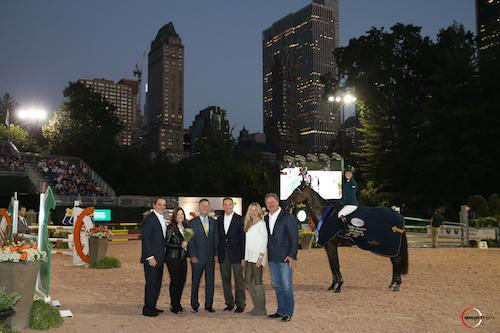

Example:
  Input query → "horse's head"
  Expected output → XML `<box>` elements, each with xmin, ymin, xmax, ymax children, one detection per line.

<box><xmin>284</xmin><ymin>181</ymin><xmax>310</xmax><ymax>211</ymax></box>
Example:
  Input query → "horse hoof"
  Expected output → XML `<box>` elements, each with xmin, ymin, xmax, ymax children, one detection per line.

<box><xmin>328</xmin><ymin>285</ymin><xmax>335</xmax><ymax>291</ymax></box>
<box><xmin>334</xmin><ymin>288</ymin><xmax>341</xmax><ymax>293</ymax></box>
<box><xmin>393</xmin><ymin>285</ymin><xmax>400</xmax><ymax>292</ymax></box>
<box><xmin>388</xmin><ymin>282</ymin><xmax>395</xmax><ymax>289</ymax></box>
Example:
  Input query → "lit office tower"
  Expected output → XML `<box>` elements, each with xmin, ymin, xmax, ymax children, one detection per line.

<box><xmin>476</xmin><ymin>0</ymin><xmax>500</xmax><ymax>63</ymax></box>
<box><xmin>79</xmin><ymin>78</ymin><xmax>137</xmax><ymax>146</ymax></box>
<box><xmin>144</xmin><ymin>22</ymin><xmax>184</xmax><ymax>159</ymax></box>
<box><xmin>263</xmin><ymin>0</ymin><xmax>339</xmax><ymax>155</ymax></box>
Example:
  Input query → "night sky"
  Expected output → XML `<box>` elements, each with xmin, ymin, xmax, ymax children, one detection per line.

<box><xmin>0</xmin><ymin>1</ymin><xmax>476</xmax><ymax>133</ymax></box>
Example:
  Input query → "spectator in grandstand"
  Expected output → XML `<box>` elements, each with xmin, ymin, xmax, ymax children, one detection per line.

<box><xmin>430</xmin><ymin>208</ymin><xmax>444</xmax><ymax>248</ymax></box>
<box><xmin>165</xmin><ymin>207</ymin><xmax>188</xmax><ymax>314</ymax></box>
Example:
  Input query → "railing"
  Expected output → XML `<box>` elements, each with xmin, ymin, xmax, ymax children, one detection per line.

<box><xmin>53</xmin><ymin>195</ymin><xmax>177</xmax><ymax>207</ymax></box>
<box><xmin>0</xmin><ymin>169</ymin><xmax>28</xmax><ymax>177</ymax></box>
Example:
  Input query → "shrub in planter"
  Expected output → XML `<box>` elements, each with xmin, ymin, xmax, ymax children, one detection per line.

<box><xmin>88</xmin><ymin>256</ymin><xmax>121</xmax><ymax>269</ymax></box>
<box><xmin>0</xmin><ymin>288</ymin><xmax>20</xmax><ymax>322</ymax></box>
<box><xmin>29</xmin><ymin>299</ymin><xmax>63</xmax><ymax>330</ymax></box>
<box><xmin>0</xmin><ymin>323</ymin><xmax>18</xmax><ymax>333</ymax></box>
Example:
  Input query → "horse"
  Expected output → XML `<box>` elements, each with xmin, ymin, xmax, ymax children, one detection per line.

<box><xmin>285</xmin><ymin>184</ymin><xmax>409</xmax><ymax>292</ymax></box>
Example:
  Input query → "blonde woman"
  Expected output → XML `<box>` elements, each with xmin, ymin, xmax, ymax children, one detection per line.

<box><xmin>244</xmin><ymin>202</ymin><xmax>268</xmax><ymax>316</ymax></box>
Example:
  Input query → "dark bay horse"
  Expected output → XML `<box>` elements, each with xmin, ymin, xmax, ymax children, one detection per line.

<box><xmin>285</xmin><ymin>184</ymin><xmax>409</xmax><ymax>292</ymax></box>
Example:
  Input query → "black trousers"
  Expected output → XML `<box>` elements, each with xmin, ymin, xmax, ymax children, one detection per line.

<box><xmin>165</xmin><ymin>257</ymin><xmax>187</xmax><ymax>310</ymax></box>
<box><xmin>143</xmin><ymin>262</ymin><xmax>164</xmax><ymax>312</ymax></box>
<box><xmin>191</xmin><ymin>261</ymin><xmax>215</xmax><ymax>309</ymax></box>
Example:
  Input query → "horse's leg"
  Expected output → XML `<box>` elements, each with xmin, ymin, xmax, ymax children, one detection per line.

<box><xmin>324</xmin><ymin>240</ymin><xmax>337</xmax><ymax>291</ymax></box>
<box><xmin>390</xmin><ymin>233</ymin><xmax>409</xmax><ymax>291</ymax></box>
<box><xmin>389</xmin><ymin>256</ymin><xmax>402</xmax><ymax>291</ymax></box>
<box><xmin>329</xmin><ymin>239</ymin><xmax>343</xmax><ymax>293</ymax></box>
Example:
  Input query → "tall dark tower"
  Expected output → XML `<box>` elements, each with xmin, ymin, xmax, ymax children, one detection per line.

<box><xmin>263</xmin><ymin>0</ymin><xmax>340</xmax><ymax>155</ymax></box>
<box><xmin>145</xmin><ymin>23</ymin><xmax>184</xmax><ymax>160</ymax></box>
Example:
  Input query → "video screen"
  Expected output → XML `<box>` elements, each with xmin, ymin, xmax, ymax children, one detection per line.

<box><xmin>280</xmin><ymin>167</ymin><xmax>342</xmax><ymax>200</ymax></box>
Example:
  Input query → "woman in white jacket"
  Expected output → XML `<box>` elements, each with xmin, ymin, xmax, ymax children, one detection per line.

<box><xmin>244</xmin><ymin>202</ymin><xmax>268</xmax><ymax>316</ymax></box>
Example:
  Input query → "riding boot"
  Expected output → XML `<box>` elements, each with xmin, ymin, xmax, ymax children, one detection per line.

<box><xmin>249</xmin><ymin>284</ymin><xmax>266</xmax><ymax>316</ymax></box>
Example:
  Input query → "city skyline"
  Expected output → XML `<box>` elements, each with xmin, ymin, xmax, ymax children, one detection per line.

<box><xmin>0</xmin><ymin>0</ymin><xmax>476</xmax><ymax>134</ymax></box>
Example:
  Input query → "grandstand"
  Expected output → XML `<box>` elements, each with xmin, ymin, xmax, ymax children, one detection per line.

<box><xmin>0</xmin><ymin>141</ymin><xmax>115</xmax><ymax>204</ymax></box>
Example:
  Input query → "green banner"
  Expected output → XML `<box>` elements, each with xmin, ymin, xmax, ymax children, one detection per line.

<box><xmin>37</xmin><ymin>187</ymin><xmax>56</xmax><ymax>300</ymax></box>
<box><xmin>7</xmin><ymin>197</ymin><xmax>14</xmax><ymax>240</ymax></box>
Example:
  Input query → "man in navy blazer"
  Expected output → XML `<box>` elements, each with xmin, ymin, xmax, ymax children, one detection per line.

<box><xmin>264</xmin><ymin>193</ymin><xmax>298</xmax><ymax>322</ymax></box>
<box><xmin>216</xmin><ymin>197</ymin><xmax>246</xmax><ymax>312</ymax></box>
<box><xmin>140</xmin><ymin>197</ymin><xmax>168</xmax><ymax>317</ymax></box>
<box><xmin>187</xmin><ymin>199</ymin><xmax>219</xmax><ymax>313</ymax></box>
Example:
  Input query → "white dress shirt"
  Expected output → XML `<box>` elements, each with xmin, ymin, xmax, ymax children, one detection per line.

<box><xmin>146</xmin><ymin>211</ymin><xmax>167</xmax><ymax>261</ymax></box>
<box><xmin>153</xmin><ymin>210</ymin><xmax>167</xmax><ymax>238</ymax></box>
<box><xmin>268</xmin><ymin>207</ymin><xmax>281</xmax><ymax>235</ymax></box>
<box><xmin>223</xmin><ymin>212</ymin><xmax>234</xmax><ymax>234</ymax></box>
<box><xmin>245</xmin><ymin>220</ymin><xmax>268</xmax><ymax>266</ymax></box>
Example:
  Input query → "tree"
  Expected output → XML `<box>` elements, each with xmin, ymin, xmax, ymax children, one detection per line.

<box><xmin>0</xmin><ymin>124</ymin><xmax>39</xmax><ymax>152</ymax></box>
<box><xmin>335</xmin><ymin>23</ymin><xmax>494</xmax><ymax>214</ymax></box>
<box><xmin>42</xmin><ymin>82</ymin><xmax>122</xmax><ymax>159</ymax></box>
<box><xmin>0</xmin><ymin>93</ymin><xmax>17</xmax><ymax>125</ymax></box>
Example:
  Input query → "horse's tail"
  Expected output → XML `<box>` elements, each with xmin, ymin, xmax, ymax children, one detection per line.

<box><xmin>398</xmin><ymin>232</ymin><xmax>409</xmax><ymax>275</ymax></box>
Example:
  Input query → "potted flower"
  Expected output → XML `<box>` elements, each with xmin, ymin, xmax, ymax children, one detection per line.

<box><xmin>88</xmin><ymin>226</ymin><xmax>112</xmax><ymax>264</ymax></box>
<box><xmin>299</xmin><ymin>230</ymin><xmax>315</xmax><ymax>250</ymax></box>
<box><xmin>0</xmin><ymin>238</ymin><xmax>46</xmax><ymax>330</ymax></box>
<box><xmin>0</xmin><ymin>287</ymin><xmax>20</xmax><ymax>322</ymax></box>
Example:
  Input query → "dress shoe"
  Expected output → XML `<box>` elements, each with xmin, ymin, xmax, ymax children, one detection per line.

<box><xmin>281</xmin><ymin>315</ymin><xmax>292</xmax><ymax>322</ymax></box>
<box><xmin>191</xmin><ymin>308</ymin><xmax>199</xmax><ymax>313</ymax></box>
<box><xmin>142</xmin><ymin>311</ymin><xmax>159</xmax><ymax>317</ymax></box>
<box><xmin>267</xmin><ymin>312</ymin><xmax>283</xmax><ymax>319</ymax></box>
<box><xmin>154</xmin><ymin>308</ymin><xmax>164</xmax><ymax>313</ymax></box>
<box><xmin>223</xmin><ymin>305</ymin><xmax>234</xmax><ymax>311</ymax></box>
<box><xmin>235</xmin><ymin>307</ymin><xmax>244</xmax><ymax>313</ymax></box>
<box><xmin>205</xmin><ymin>307</ymin><xmax>216</xmax><ymax>313</ymax></box>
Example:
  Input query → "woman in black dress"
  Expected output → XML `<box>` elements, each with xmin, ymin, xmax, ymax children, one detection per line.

<box><xmin>165</xmin><ymin>207</ymin><xmax>188</xmax><ymax>313</ymax></box>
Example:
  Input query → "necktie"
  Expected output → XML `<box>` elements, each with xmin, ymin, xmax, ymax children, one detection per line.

<box><xmin>203</xmin><ymin>218</ymin><xmax>209</xmax><ymax>236</ymax></box>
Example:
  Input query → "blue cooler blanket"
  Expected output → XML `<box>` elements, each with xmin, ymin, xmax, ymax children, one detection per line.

<box><xmin>317</xmin><ymin>206</ymin><xmax>405</xmax><ymax>257</ymax></box>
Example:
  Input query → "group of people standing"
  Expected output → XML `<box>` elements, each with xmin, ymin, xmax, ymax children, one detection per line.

<box><xmin>140</xmin><ymin>194</ymin><xmax>298</xmax><ymax>322</ymax></box>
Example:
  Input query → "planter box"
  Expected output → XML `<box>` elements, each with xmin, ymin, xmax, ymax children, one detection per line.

<box><xmin>0</xmin><ymin>261</ymin><xmax>40</xmax><ymax>330</ymax></box>
<box><xmin>300</xmin><ymin>236</ymin><xmax>314</xmax><ymax>250</ymax></box>
<box><xmin>89</xmin><ymin>238</ymin><xmax>109</xmax><ymax>263</ymax></box>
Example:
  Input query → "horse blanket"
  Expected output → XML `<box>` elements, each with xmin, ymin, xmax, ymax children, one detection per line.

<box><xmin>317</xmin><ymin>206</ymin><xmax>405</xmax><ymax>257</ymax></box>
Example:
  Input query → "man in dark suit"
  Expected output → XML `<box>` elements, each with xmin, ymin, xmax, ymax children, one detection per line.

<box><xmin>17</xmin><ymin>206</ymin><xmax>31</xmax><ymax>234</ymax></box>
<box><xmin>140</xmin><ymin>197</ymin><xmax>168</xmax><ymax>317</ymax></box>
<box><xmin>264</xmin><ymin>193</ymin><xmax>298</xmax><ymax>322</ymax></box>
<box><xmin>217</xmin><ymin>197</ymin><xmax>245</xmax><ymax>312</ymax></box>
<box><xmin>187</xmin><ymin>199</ymin><xmax>219</xmax><ymax>313</ymax></box>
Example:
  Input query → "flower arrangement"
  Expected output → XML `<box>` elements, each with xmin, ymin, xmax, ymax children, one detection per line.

<box><xmin>183</xmin><ymin>228</ymin><xmax>195</xmax><ymax>243</ymax></box>
<box><xmin>88</xmin><ymin>226</ymin><xmax>112</xmax><ymax>239</ymax></box>
<box><xmin>0</xmin><ymin>240</ymin><xmax>47</xmax><ymax>263</ymax></box>
<box><xmin>299</xmin><ymin>230</ymin><xmax>315</xmax><ymax>239</ymax></box>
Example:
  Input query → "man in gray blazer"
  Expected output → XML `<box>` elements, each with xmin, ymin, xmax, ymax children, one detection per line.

<box><xmin>187</xmin><ymin>199</ymin><xmax>219</xmax><ymax>313</ymax></box>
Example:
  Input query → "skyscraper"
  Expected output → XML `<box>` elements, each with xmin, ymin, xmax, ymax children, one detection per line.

<box><xmin>144</xmin><ymin>23</ymin><xmax>184</xmax><ymax>159</ymax></box>
<box><xmin>79</xmin><ymin>78</ymin><xmax>137</xmax><ymax>146</ymax></box>
<box><xmin>188</xmin><ymin>105</ymin><xmax>230</xmax><ymax>150</ymax></box>
<box><xmin>476</xmin><ymin>0</ymin><xmax>500</xmax><ymax>63</ymax></box>
<box><xmin>263</xmin><ymin>0</ymin><xmax>339</xmax><ymax>156</ymax></box>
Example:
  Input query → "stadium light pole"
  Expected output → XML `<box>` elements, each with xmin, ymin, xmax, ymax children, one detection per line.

<box><xmin>328</xmin><ymin>92</ymin><xmax>356</xmax><ymax>159</ymax></box>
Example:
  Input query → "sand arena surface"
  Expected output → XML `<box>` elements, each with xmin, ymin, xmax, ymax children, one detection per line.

<box><xmin>23</xmin><ymin>243</ymin><xmax>500</xmax><ymax>333</ymax></box>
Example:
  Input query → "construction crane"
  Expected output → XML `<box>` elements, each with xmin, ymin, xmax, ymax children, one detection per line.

<box><xmin>133</xmin><ymin>51</ymin><xmax>146</xmax><ymax>116</ymax></box>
